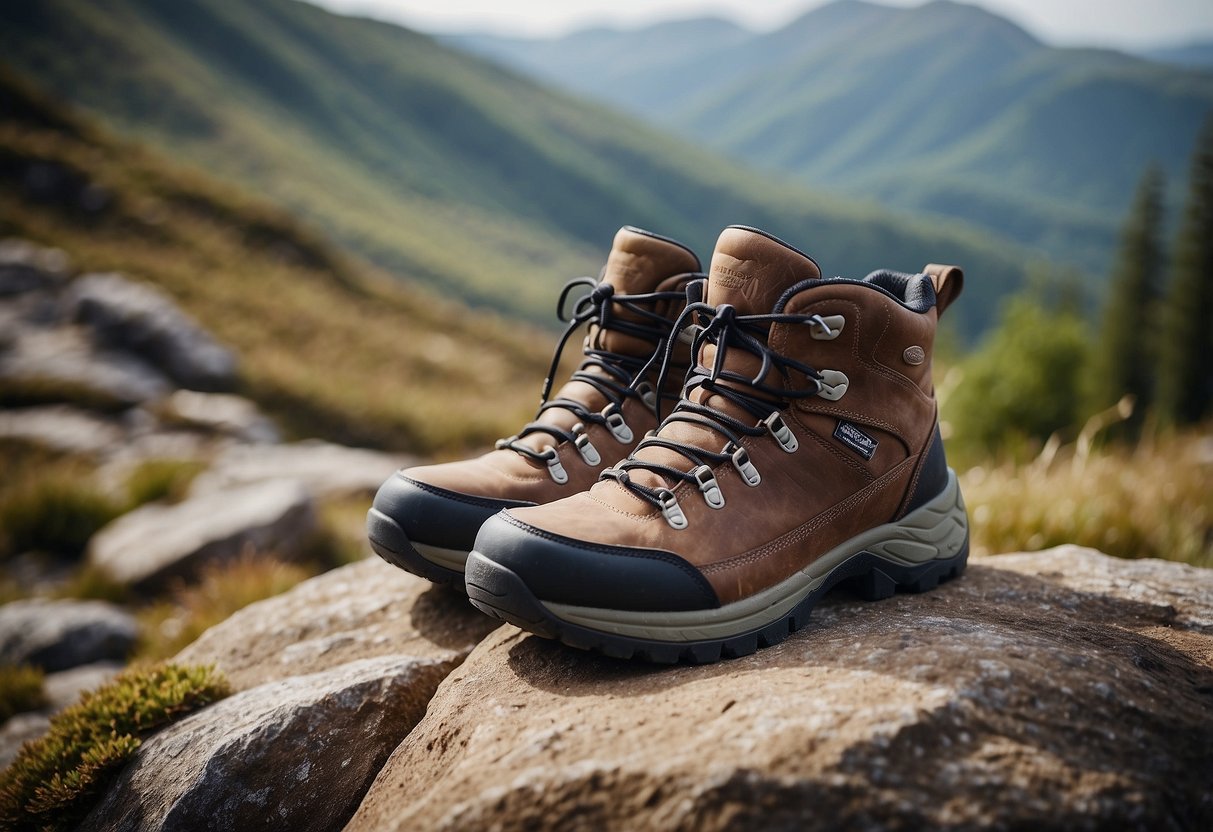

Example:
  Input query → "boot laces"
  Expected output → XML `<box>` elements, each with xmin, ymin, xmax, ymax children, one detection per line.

<box><xmin>497</xmin><ymin>274</ymin><xmax>700</xmax><ymax>465</ymax></box>
<box><xmin>602</xmin><ymin>301</ymin><xmax>836</xmax><ymax>516</ymax></box>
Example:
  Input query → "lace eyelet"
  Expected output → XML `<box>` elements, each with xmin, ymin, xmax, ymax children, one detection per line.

<box><xmin>602</xmin><ymin>404</ymin><xmax>634</xmax><ymax>443</ymax></box>
<box><xmin>809</xmin><ymin>315</ymin><xmax>846</xmax><ymax>341</ymax></box>
<box><xmin>634</xmin><ymin>381</ymin><xmax>658</xmax><ymax>411</ymax></box>
<box><xmin>763</xmin><ymin>412</ymin><xmax>799</xmax><ymax>453</ymax></box>
<box><xmin>725</xmin><ymin>443</ymin><xmax>761</xmax><ymax>487</ymax></box>
<box><xmin>572</xmin><ymin>423</ymin><xmax>601</xmax><ymax>466</ymax></box>
<box><xmin>692</xmin><ymin>465</ymin><xmax>725</xmax><ymax>509</ymax></box>
<box><xmin>657</xmin><ymin>488</ymin><xmax>688</xmax><ymax>529</ymax></box>
<box><xmin>816</xmin><ymin>369</ymin><xmax>850</xmax><ymax>401</ymax></box>
<box><xmin>540</xmin><ymin>446</ymin><xmax>568</xmax><ymax>484</ymax></box>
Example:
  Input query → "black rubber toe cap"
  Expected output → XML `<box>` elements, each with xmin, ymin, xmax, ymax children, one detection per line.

<box><xmin>472</xmin><ymin>511</ymin><xmax>719</xmax><ymax>612</ymax></box>
<box><xmin>372</xmin><ymin>473</ymin><xmax>535</xmax><ymax>551</ymax></box>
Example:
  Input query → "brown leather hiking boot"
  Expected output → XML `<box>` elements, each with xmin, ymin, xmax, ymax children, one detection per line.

<box><xmin>465</xmin><ymin>225</ymin><xmax>969</xmax><ymax>662</ymax></box>
<box><xmin>367</xmin><ymin>227</ymin><xmax>702</xmax><ymax>586</ymax></box>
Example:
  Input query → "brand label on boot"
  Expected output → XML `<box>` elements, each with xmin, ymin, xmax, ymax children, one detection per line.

<box><xmin>834</xmin><ymin>421</ymin><xmax>878</xmax><ymax>460</ymax></box>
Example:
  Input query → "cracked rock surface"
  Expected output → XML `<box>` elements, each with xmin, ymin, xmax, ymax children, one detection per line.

<box><xmin>347</xmin><ymin>546</ymin><xmax>1213</xmax><ymax>832</ymax></box>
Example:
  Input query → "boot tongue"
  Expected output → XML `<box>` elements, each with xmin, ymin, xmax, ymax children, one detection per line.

<box><xmin>515</xmin><ymin>227</ymin><xmax>699</xmax><ymax>455</ymax></box>
<box><xmin>706</xmin><ymin>226</ymin><xmax>821</xmax><ymax>314</ymax></box>
<box><xmin>598</xmin><ymin>227</ymin><xmax>822</xmax><ymax>504</ymax></box>
<box><xmin>601</xmin><ymin>226</ymin><xmax>701</xmax><ymax>295</ymax></box>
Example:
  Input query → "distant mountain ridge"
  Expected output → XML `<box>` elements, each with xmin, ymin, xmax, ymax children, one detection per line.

<box><xmin>453</xmin><ymin>0</ymin><xmax>1213</xmax><ymax>272</ymax></box>
<box><xmin>0</xmin><ymin>0</ymin><xmax>1036</xmax><ymax>338</ymax></box>
<box><xmin>1139</xmin><ymin>41</ymin><xmax>1213</xmax><ymax>70</ymax></box>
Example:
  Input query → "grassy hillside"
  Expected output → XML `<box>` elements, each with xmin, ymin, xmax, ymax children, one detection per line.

<box><xmin>0</xmin><ymin>68</ymin><xmax>546</xmax><ymax>454</ymax></box>
<box><xmin>455</xmin><ymin>0</ymin><xmax>1213</xmax><ymax>272</ymax></box>
<box><xmin>0</xmin><ymin>0</ymin><xmax>1037</xmax><ymax>338</ymax></box>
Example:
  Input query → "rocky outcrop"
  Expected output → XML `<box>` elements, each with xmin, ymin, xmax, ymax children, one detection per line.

<box><xmin>0</xmin><ymin>238</ymin><xmax>70</xmax><ymax>296</ymax></box>
<box><xmin>0</xmin><ymin>599</ymin><xmax>137</xmax><ymax>671</ymax></box>
<box><xmin>87</xmin><ymin>480</ymin><xmax>316</xmax><ymax>590</ymax></box>
<box><xmin>68</xmin><ymin>272</ymin><xmax>236</xmax><ymax>391</ymax></box>
<box><xmin>42</xmin><ymin>661</ymin><xmax>123</xmax><ymax>711</ymax></box>
<box><xmin>0</xmin><ymin>713</ymin><xmax>50</xmax><ymax>770</ymax></box>
<box><xmin>80</xmin><ymin>560</ymin><xmax>499</xmax><ymax>830</ymax></box>
<box><xmin>175</xmin><ymin>557</ymin><xmax>498</xmax><ymax>690</ymax></box>
<box><xmin>79</xmin><ymin>656</ymin><xmax>452</xmax><ymax>832</ymax></box>
<box><xmin>187</xmin><ymin>440</ymin><xmax>412</xmax><ymax>500</ymax></box>
<box><xmin>0</xmin><ymin>404</ymin><xmax>126</xmax><ymax>455</ymax></box>
<box><xmin>156</xmin><ymin>390</ymin><xmax>280</xmax><ymax>444</ymax></box>
<box><xmin>0</xmin><ymin>325</ymin><xmax>172</xmax><ymax>407</ymax></box>
<box><xmin>348</xmin><ymin>546</ymin><xmax>1213</xmax><ymax>832</ymax></box>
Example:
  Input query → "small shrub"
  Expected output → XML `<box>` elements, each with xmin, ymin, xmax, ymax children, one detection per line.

<box><xmin>0</xmin><ymin>664</ymin><xmax>46</xmax><ymax>722</ymax></box>
<box><xmin>124</xmin><ymin>459</ymin><xmax>206</xmax><ymax>507</ymax></box>
<box><xmin>136</xmin><ymin>556</ymin><xmax>314</xmax><ymax>660</ymax></box>
<box><xmin>0</xmin><ymin>663</ymin><xmax>230</xmax><ymax>832</ymax></box>
<box><xmin>0</xmin><ymin>473</ymin><xmax>123</xmax><ymax>560</ymax></box>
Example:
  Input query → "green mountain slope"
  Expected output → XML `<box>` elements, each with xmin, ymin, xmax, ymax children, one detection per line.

<box><xmin>453</xmin><ymin>0</ymin><xmax>1213</xmax><ymax>271</ymax></box>
<box><xmin>0</xmin><ymin>0</ymin><xmax>1034</xmax><ymax>338</ymax></box>
<box><xmin>0</xmin><ymin>67</ymin><xmax>548</xmax><ymax>454</ymax></box>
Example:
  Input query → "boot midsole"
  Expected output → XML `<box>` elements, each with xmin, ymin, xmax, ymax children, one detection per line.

<box><xmin>543</xmin><ymin>469</ymin><xmax>968</xmax><ymax>641</ymax></box>
<box><xmin>412</xmin><ymin>541</ymin><xmax>470</xmax><ymax>571</ymax></box>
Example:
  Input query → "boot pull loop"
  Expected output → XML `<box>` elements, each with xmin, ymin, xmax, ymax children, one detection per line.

<box><xmin>924</xmin><ymin>264</ymin><xmax>964</xmax><ymax>318</ymax></box>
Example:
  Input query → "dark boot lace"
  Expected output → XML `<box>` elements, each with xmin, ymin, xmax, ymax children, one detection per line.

<box><xmin>602</xmin><ymin>301</ymin><xmax>838</xmax><ymax>527</ymax></box>
<box><xmin>496</xmin><ymin>275</ymin><xmax>700</xmax><ymax>474</ymax></box>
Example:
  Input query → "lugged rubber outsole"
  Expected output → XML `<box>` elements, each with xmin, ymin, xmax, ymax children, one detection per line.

<box><xmin>465</xmin><ymin>542</ymin><xmax>969</xmax><ymax>665</ymax></box>
<box><xmin>366</xmin><ymin>507</ymin><xmax>465</xmax><ymax>587</ymax></box>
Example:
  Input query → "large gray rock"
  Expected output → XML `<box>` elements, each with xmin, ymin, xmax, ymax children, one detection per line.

<box><xmin>0</xmin><ymin>238</ymin><xmax>70</xmax><ymax>296</ymax></box>
<box><xmin>0</xmin><ymin>405</ymin><xmax>126</xmax><ymax>455</ymax></box>
<box><xmin>175</xmin><ymin>556</ymin><xmax>498</xmax><ymax>691</ymax></box>
<box><xmin>0</xmin><ymin>712</ymin><xmax>51</xmax><ymax>770</ymax></box>
<box><xmin>157</xmin><ymin>390</ymin><xmax>279</xmax><ymax>444</ymax></box>
<box><xmin>0</xmin><ymin>599</ymin><xmax>137</xmax><ymax>671</ymax></box>
<box><xmin>0</xmin><ymin>325</ymin><xmax>171</xmax><ymax>407</ymax></box>
<box><xmin>87</xmin><ymin>480</ymin><xmax>315</xmax><ymax>590</ymax></box>
<box><xmin>43</xmin><ymin>661</ymin><xmax>123</xmax><ymax>711</ymax></box>
<box><xmin>188</xmin><ymin>440</ymin><xmax>412</xmax><ymax>500</ymax></box>
<box><xmin>348</xmin><ymin>547</ymin><xmax>1213</xmax><ymax>832</ymax></box>
<box><xmin>69</xmin><ymin>272</ymin><xmax>236</xmax><ymax>391</ymax></box>
<box><xmin>80</xmin><ymin>656</ymin><xmax>453</xmax><ymax>832</ymax></box>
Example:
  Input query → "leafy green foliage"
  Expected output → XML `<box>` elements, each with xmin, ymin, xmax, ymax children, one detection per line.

<box><xmin>0</xmin><ymin>664</ymin><xmax>46</xmax><ymax>722</ymax></box>
<box><xmin>0</xmin><ymin>0</ymin><xmax>1033</xmax><ymax>339</ymax></box>
<box><xmin>1158</xmin><ymin>117</ymin><xmax>1213</xmax><ymax>425</ymax></box>
<box><xmin>945</xmin><ymin>291</ymin><xmax>1092</xmax><ymax>460</ymax></box>
<box><xmin>1091</xmin><ymin>167</ymin><xmax>1168</xmax><ymax>424</ymax></box>
<box><xmin>0</xmin><ymin>663</ymin><xmax>230</xmax><ymax>832</ymax></box>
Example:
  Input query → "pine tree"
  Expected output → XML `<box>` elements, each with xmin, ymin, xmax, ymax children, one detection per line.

<box><xmin>1158</xmin><ymin>118</ymin><xmax>1213</xmax><ymax>425</ymax></box>
<box><xmin>1091</xmin><ymin>166</ymin><xmax>1167</xmax><ymax>424</ymax></box>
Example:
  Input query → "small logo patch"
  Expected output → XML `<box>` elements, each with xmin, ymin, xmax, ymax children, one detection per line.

<box><xmin>834</xmin><ymin>421</ymin><xmax>878</xmax><ymax>460</ymax></box>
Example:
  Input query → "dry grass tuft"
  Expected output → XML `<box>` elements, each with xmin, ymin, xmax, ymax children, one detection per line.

<box><xmin>962</xmin><ymin>428</ymin><xmax>1213</xmax><ymax>566</ymax></box>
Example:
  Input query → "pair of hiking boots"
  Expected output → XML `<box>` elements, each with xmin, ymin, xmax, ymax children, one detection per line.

<box><xmin>368</xmin><ymin>225</ymin><xmax>969</xmax><ymax>664</ymax></box>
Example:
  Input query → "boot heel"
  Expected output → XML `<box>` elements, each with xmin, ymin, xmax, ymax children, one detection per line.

<box><xmin>845</xmin><ymin>468</ymin><xmax>969</xmax><ymax>599</ymax></box>
<box><xmin>850</xmin><ymin>567</ymin><xmax>897</xmax><ymax>601</ymax></box>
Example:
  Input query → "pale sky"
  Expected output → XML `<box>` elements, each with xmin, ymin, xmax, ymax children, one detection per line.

<box><xmin>307</xmin><ymin>0</ymin><xmax>1213</xmax><ymax>49</ymax></box>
